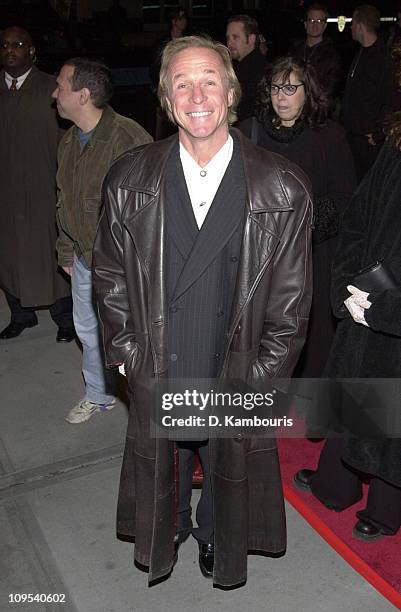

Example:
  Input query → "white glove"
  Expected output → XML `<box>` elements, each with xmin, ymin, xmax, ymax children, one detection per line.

<box><xmin>344</xmin><ymin>285</ymin><xmax>371</xmax><ymax>327</ymax></box>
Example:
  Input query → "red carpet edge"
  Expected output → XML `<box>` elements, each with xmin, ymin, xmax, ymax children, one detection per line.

<box><xmin>283</xmin><ymin>482</ymin><xmax>401</xmax><ymax>610</ymax></box>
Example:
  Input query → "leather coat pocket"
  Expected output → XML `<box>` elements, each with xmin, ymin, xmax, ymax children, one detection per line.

<box><xmin>84</xmin><ymin>197</ymin><xmax>102</xmax><ymax>213</ymax></box>
<box><xmin>226</xmin><ymin>347</ymin><xmax>259</xmax><ymax>379</ymax></box>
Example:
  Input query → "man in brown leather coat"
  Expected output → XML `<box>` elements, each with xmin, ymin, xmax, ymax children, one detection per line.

<box><xmin>93</xmin><ymin>35</ymin><xmax>312</xmax><ymax>587</ymax></box>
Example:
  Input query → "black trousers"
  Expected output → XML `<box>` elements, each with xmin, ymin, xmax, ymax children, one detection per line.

<box><xmin>4</xmin><ymin>290</ymin><xmax>73</xmax><ymax>330</ymax></box>
<box><xmin>310</xmin><ymin>438</ymin><xmax>401</xmax><ymax>534</ymax></box>
<box><xmin>176</xmin><ymin>440</ymin><xmax>214</xmax><ymax>545</ymax></box>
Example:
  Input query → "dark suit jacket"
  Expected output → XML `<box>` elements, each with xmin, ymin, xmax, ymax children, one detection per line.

<box><xmin>165</xmin><ymin>141</ymin><xmax>245</xmax><ymax>379</ymax></box>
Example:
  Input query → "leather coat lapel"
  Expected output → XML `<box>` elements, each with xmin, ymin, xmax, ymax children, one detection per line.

<box><xmin>165</xmin><ymin>151</ymin><xmax>198</xmax><ymax>260</ymax></box>
<box><xmin>123</xmin><ymin>191</ymin><xmax>166</xmax><ymax>327</ymax></box>
<box><xmin>228</xmin><ymin>212</ymin><xmax>281</xmax><ymax>337</ymax></box>
<box><xmin>121</xmin><ymin>138</ymin><xmax>177</xmax><ymax>312</ymax></box>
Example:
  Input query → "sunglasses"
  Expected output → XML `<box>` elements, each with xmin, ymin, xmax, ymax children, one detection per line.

<box><xmin>1</xmin><ymin>41</ymin><xmax>28</xmax><ymax>50</ymax></box>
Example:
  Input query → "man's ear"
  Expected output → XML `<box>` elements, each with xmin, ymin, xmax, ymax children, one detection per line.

<box><xmin>249</xmin><ymin>33</ymin><xmax>257</xmax><ymax>48</ymax></box>
<box><xmin>227</xmin><ymin>87</ymin><xmax>234</xmax><ymax>108</ymax></box>
<box><xmin>79</xmin><ymin>87</ymin><xmax>91</xmax><ymax>105</ymax></box>
<box><xmin>29</xmin><ymin>45</ymin><xmax>35</xmax><ymax>57</ymax></box>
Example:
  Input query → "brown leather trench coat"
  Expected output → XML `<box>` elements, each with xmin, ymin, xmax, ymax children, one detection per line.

<box><xmin>93</xmin><ymin>129</ymin><xmax>313</xmax><ymax>587</ymax></box>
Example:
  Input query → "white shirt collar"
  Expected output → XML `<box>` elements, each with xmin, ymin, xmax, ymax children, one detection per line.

<box><xmin>179</xmin><ymin>135</ymin><xmax>233</xmax><ymax>229</ymax></box>
<box><xmin>4</xmin><ymin>67</ymin><xmax>32</xmax><ymax>90</ymax></box>
<box><xmin>179</xmin><ymin>135</ymin><xmax>233</xmax><ymax>176</ymax></box>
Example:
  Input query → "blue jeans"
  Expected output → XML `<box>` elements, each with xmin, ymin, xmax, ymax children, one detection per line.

<box><xmin>72</xmin><ymin>256</ymin><xmax>115</xmax><ymax>405</ymax></box>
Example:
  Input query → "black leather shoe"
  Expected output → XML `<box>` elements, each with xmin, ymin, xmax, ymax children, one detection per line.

<box><xmin>352</xmin><ymin>519</ymin><xmax>384</xmax><ymax>541</ymax></box>
<box><xmin>56</xmin><ymin>327</ymin><xmax>76</xmax><ymax>343</ymax></box>
<box><xmin>199</xmin><ymin>542</ymin><xmax>214</xmax><ymax>578</ymax></box>
<box><xmin>0</xmin><ymin>320</ymin><xmax>37</xmax><ymax>339</ymax></box>
<box><xmin>293</xmin><ymin>468</ymin><xmax>316</xmax><ymax>492</ymax></box>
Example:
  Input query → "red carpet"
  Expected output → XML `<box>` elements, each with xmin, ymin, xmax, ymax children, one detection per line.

<box><xmin>278</xmin><ymin>438</ymin><xmax>401</xmax><ymax>610</ymax></box>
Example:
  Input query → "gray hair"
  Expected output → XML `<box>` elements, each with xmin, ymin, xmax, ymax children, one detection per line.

<box><xmin>158</xmin><ymin>35</ymin><xmax>241</xmax><ymax>125</ymax></box>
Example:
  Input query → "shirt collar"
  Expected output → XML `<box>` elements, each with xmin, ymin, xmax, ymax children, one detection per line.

<box><xmin>4</xmin><ymin>67</ymin><xmax>32</xmax><ymax>89</ymax></box>
<box><xmin>179</xmin><ymin>134</ymin><xmax>233</xmax><ymax>177</ymax></box>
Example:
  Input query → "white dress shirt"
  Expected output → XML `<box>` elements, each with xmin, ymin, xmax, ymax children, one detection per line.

<box><xmin>179</xmin><ymin>135</ymin><xmax>233</xmax><ymax>229</ymax></box>
<box><xmin>4</xmin><ymin>68</ymin><xmax>32</xmax><ymax>90</ymax></box>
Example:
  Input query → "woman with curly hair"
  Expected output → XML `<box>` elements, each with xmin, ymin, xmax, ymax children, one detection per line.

<box><xmin>240</xmin><ymin>55</ymin><xmax>356</xmax><ymax>377</ymax></box>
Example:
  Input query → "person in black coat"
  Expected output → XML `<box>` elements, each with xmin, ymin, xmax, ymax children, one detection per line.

<box><xmin>239</xmin><ymin>56</ymin><xmax>356</xmax><ymax>377</ymax></box>
<box><xmin>341</xmin><ymin>5</ymin><xmax>396</xmax><ymax>182</ymax></box>
<box><xmin>291</xmin><ymin>3</ymin><xmax>342</xmax><ymax>102</ymax></box>
<box><xmin>226</xmin><ymin>14</ymin><xmax>267</xmax><ymax>122</ymax></box>
<box><xmin>294</xmin><ymin>111</ymin><xmax>401</xmax><ymax>541</ymax></box>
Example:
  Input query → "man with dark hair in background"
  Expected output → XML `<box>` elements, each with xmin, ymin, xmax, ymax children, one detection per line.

<box><xmin>226</xmin><ymin>14</ymin><xmax>267</xmax><ymax>121</ymax></box>
<box><xmin>53</xmin><ymin>58</ymin><xmax>152</xmax><ymax>424</ymax></box>
<box><xmin>342</xmin><ymin>4</ymin><xmax>396</xmax><ymax>181</ymax></box>
<box><xmin>291</xmin><ymin>3</ymin><xmax>341</xmax><ymax>102</ymax></box>
<box><xmin>0</xmin><ymin>26</ymin><xmax>74</xmax><ymax>341</ymax></box>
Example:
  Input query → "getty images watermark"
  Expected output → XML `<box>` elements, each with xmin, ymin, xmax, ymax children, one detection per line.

<box><xmin>150</xmin><ymin>379</ymin><xmax>297</xmax><ymax>439</ymax></box>
<box><xmin>150</xmin><ymin>378</ymin><xmax>401</xmax><ymax>439</ymax></box>
<box><xmin>160</xmin><ymin>388</ymin><xmax>293</xmax><ymax>429</ymax></box>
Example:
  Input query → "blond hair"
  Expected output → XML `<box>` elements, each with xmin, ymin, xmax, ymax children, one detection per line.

<box><xmin>158</xmin><ymin>35</ymin><xmax>241</xmax><ymax>125</ymax></box>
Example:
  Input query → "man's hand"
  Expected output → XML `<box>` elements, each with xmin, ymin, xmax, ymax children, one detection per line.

<box><xmin>366</xmin><ymin>133</ymin><xmax>376</xmax><ymax>146</ymax></box>
<box><xmin>344</xmin><ymin>284</ymin><xmax>371</xmax><ymax>326</ymax></box>
<box><xmin>62</xmin><ymin>265</ymin><xmax>73</xmax><ymax>276</ymax></box>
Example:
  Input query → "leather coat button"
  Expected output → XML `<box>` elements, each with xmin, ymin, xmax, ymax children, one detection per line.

<box><xmin>170</xmin><ymin>305</ymin><xmax>178</xmax><ymax>313</ymax></box>
<box><xmin>170</xmin><ymin>353</ymin><xmax>178</xmax><ymax>361</ymax></box>
<box><xmin>234</xmin><ymin>433</ymin><xmax>243</xmax><ymax>442</ymax></box>
<box><xmin>230</xmin><ymin>256</ymin><xmax>238</xmax><ymax>262</ymax></box>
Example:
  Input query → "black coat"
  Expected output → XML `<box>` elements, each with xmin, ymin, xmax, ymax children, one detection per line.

<box><xmin>341</xmin><ymin>39</ymin><xmax>395</xmax><ymax>144</ymax></box>
<box><xmin>0</xmin><ymin>67</ymin><xmax>70</xmax><ymax>306</ymax></box>
<box><xmin>291</xmin><ymin>38</ymin><xmax>342</xmax><ymax>99</ymax></box>
<box><xmin>326</xmin><ymin>138</ymin><xmax>401</xmax><ymax>487</ymax></box>
<box><xmin>239</xmin><ymin>118</ymin><xmax>356</xmax><ymax>376</ymax></box>
<box><xmin>234</xmin><ymin>49</ymin><xmax>267</xmax><ymax>122</ymax></box>
<box><xmin>341</xmin><ymin>39</ymin><xmax>396</xmax><ymax>181</ymax></box>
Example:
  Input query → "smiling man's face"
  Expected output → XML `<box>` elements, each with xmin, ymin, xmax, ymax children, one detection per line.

<box><xmin>166</xmin><ymin>46</ymin><xmax>233</xmax><ymax>151</ymax></box>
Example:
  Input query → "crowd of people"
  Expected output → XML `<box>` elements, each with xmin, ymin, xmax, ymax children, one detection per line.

<box><xmin>0</xmin><ymin>1</ymin><xmax>400</xmax><ymax>589</ymax></box>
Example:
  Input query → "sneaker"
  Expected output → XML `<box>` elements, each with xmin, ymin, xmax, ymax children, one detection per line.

<box><xmin>65</xmin><ymin>399</ymin><xmax>116</xmax><ymax>424</ymax></box>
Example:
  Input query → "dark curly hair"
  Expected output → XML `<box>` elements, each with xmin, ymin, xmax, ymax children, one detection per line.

<box><xmin>255</xmin><ymin>56</ymin><xmax>329</xmax><ymax>129</ymax></box>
